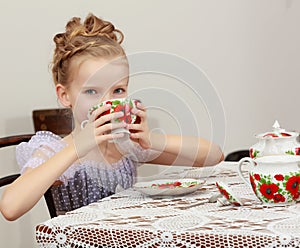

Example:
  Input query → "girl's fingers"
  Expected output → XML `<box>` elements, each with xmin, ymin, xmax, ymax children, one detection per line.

<box><xmin>128</xmin><ymin>123</ymin><xmax>142</xmax><ymax>131</ymax></box>
<box><xmin>94</xmin><ymin>111</ymin><xmax>124</xmax><ymax>127</ymax></box>
<box><xmin>130</xmin><ymin>132</ymin><xmax>140</xmax><ymax>139</ymax></box>
<box><xmin>129</xmin><ymin>104</ymin><xmax>147</xmax><ymax>132</ymax></box>
<box><xmin>132</xmin><ymin>107</ymin><xmax>146</xmax><ymax>121</ymax></box>
<box><xmin>136</xmin><ymin>102</ymin><xmax>145</xmax><ymax>110</ymax></box>
<box><xmin>96</xmin><ymin>132</ymin><xmax>125</xmax><ymax>142</ymax></box>
<box><xmin>95</xmin><ymin>122</ymin><xmax>127</xmax><ymax>136</ymax></box>
<box><xmin>90</xmin><ymin>104</ymin><xmax>111</xmax><ymax>121</ymax></box>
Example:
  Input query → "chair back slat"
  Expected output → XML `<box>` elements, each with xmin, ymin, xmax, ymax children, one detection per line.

<box><xmin>0</xmin><ymin>174</ymin><xmax>20</xmax><ymax>187</ymax></box>
<box><xmin>32</xmin><ymin>108</ymin><xmax>73</xmax><ymax>136</ymax></box>
<box><xmin>0</xmin><ymin>134</ymin><xmax>33</xmax><ymax>148</ymax></box>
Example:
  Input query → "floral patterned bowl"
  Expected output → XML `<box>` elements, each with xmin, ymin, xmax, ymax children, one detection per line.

<box><xmin>215</xmin><ymin>181</ymin><xmax>243</xmax><ymax>206</ymax></box>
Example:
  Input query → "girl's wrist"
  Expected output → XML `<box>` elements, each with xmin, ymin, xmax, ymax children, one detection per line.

<box><xmin>149</xmin><ymin>132</ymin><xmax>167</xmax><ymax>151</ymax></box>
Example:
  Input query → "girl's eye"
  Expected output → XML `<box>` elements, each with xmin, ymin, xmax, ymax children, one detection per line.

<box><xmin>114</xmin><ymin>88</ymin><xmax>126</xmax><ymax>94</ymax></box>
<box><xmin>84</xmin><ymin>89</ymin><xmax>97</xmax><ymax>95</ymax></box>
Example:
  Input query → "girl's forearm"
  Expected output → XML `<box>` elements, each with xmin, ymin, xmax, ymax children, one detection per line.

<box><xmin>149</xmin><ymin>133</ymin><xmax>224</xmax><ymax>166</ymax></box>
<box><xmin>0</xmin><ymin>143</ymin><xmax>78</xmax><ymax>221</ymax></box>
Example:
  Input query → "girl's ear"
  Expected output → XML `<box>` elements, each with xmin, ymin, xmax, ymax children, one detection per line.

<box><xmin>56</xmin><ymin>84</ymin><xmax>71</xmax><ymax>108</ymax></box>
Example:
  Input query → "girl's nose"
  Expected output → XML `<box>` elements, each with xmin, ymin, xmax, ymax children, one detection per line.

<box><xmin>99</xmin><ymin>93</ymin><xmax>111</xmax><ymax>102</ymax></box>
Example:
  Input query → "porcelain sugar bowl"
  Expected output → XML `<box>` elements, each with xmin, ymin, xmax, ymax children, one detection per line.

<box><xmin>238</xmin><ymin>155</ymin><xmax>300</xmax><ymax>205</ymax></box>
<box><xmin>250</xmin><ymin>121</ymin><xmax>300</xmax><ymax>158</ymax></box>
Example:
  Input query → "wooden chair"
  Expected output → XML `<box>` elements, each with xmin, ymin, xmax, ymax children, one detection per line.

<box><xmin>32</xmin><ymin>108</ymin><xmax>73</xmax><ymax>136</ymax></box>
<box><xmin>32</xmin><ymin>108</ymin><xmax>73</xmax><ymax>218</ymax></box>
<box><xmin>0</xmin><ymin>108</ymin><xmax>73</xmax><ymax>218</ymax></box>
<box><xmin>224</xmin><ymin>150</ymin><xmax>250</xmax><ymax>162</ymax></box>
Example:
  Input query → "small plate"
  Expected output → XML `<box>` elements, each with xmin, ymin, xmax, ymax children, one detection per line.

<box><xmin>216</xmin><ymin>181</ymin><xmax>243</xmax><ymax>206</ymax></box>
<box><xmin>133</xmin><ymin>178</ymin><xmax>205</xmax><ymax>196</ymax></box>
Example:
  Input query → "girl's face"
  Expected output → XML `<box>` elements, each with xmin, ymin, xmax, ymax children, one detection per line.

<box><xmin>61</xmin><ymin>57</ymin><xmax>129</xmax><ymax>126</ymax></box>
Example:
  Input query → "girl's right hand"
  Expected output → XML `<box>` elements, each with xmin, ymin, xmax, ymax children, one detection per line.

<box><xmin>72</xmin><ymin>104</ymin><xmax>127</xmax><ymax>158</ymax></box>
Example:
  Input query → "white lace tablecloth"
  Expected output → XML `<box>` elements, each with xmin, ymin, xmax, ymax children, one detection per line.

<box><xmin>36</xmin><ymin>162</ymin><xmax>300</xmax><ymax>248</ymax></box>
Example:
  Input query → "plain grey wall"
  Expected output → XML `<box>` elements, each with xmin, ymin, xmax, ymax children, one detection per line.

<box><xmin>0</xmin><ymin>0</ymin><xmax>300</xmax><ymax>247</ymax></box>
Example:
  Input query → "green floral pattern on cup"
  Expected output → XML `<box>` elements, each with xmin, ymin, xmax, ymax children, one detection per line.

<box><xmin>88</xmin><ymin>98</ymin><xmax>139</xmax><ymax>124</ymax></box>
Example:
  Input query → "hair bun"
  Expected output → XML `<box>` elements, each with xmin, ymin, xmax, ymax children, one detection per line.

<box><xmin>64</xmin><ymin>13</ymin><xmax>123</xmax><ymax>44</ymax></box>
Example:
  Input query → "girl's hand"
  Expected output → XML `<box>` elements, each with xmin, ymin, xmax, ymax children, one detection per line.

<box><xmin>73</xmin><ymin>104</ymin><xmax>127</xmax><ymax>158</ymax></box>
<box><xmin>128</xmin><ymin>102</ymin><xmax>151</xmax><ymax>149</ymax></box>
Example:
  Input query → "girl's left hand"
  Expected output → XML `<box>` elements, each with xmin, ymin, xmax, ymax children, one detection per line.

<box><xmin>128</xmin><ymin>102</ymin><xmax>151</xmax><ymax>149</ymax></box>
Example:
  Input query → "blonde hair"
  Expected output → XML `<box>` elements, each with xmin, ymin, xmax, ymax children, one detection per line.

<box><xmin>52</xmin><ymin>13</ymin><xmax>125</xmax><ymax>86</ymax></box>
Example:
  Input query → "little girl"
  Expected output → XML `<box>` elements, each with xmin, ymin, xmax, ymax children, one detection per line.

<box><xmin>0</xmin><ymin>13</ymin><xmax>224</xmax><ymax>221</ymax></box>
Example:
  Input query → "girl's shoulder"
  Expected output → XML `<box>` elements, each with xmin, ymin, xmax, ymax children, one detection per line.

<box><xmin>16</xmin><ymin>131</ymin><xmax>67</xmax><ymax>168</ymax></box>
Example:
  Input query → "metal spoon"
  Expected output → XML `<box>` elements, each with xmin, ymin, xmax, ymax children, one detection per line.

<box><xmin>178</xmin><ymin>193</ymin><xmax>222</xmax><ymax>210</ymax></box>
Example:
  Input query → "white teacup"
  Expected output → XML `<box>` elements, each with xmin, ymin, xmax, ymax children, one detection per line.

<box><xmin>81</xmin><ymin>98</ymin><xmax>141</xmax><ymax>135</ymax></box>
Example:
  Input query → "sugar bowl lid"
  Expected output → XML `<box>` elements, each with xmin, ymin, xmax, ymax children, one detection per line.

<box><xmin>256</xmin><ymin>120</ymin><xmax>299</xmax><ymax>139</ymax></box>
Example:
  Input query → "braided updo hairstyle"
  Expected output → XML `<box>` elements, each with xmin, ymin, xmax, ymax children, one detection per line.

<box><xmin>52</xmin><ymin>13</ymin><xmax>126</xmax><ymax>86</ymax></box>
